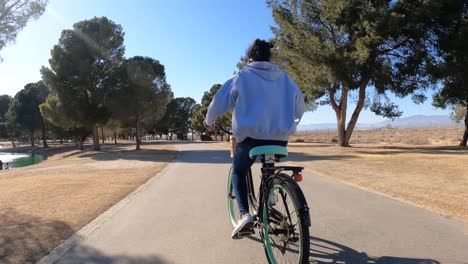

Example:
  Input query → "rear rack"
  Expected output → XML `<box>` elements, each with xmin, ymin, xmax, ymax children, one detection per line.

<box><xmin>272</xmin><ymin>166</ymin><xmax>304</xmax><ymax>174</ymax></box>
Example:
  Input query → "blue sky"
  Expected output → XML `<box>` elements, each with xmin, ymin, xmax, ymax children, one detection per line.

<box><xmin>0</xmin><ymin>0</ymin><xmax>449</xmax><ymax>125</ymax></box>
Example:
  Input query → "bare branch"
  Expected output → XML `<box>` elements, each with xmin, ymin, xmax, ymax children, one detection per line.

<box><xmin>378</xmin><ymin>36</ymin><xmax>411</xmax><ymax>55</ymax></box>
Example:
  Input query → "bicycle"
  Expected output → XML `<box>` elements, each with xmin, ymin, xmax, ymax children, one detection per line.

<box><xmin>219</xmin><ymin>126</ymin><xmax>311</xmax><ymax>264</ymax></box>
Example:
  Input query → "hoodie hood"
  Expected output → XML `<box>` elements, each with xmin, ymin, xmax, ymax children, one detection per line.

<box><xmin>244</xmin><ymin>61</ymin><xmax>282</xmax><ymax>81</ymax></box>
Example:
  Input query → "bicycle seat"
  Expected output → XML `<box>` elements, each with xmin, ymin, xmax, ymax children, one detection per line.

<box><xmin>249</xmin><ymin>145</ymin><xmax>288</xmax><ymax>159</ymax></box>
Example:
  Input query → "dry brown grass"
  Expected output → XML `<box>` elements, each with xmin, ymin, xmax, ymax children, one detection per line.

<box><xmin>286</xmin><ymin>143</ymin><xmax>468</xmax><ymax>222</ymax></box>
<box><xmin>292</xmin><ymin>126</ymin><xmax>465</xmax><ymax>146</ymax></box>
<box><xmin>0</xmin><ymin>142</ymin><xmax>177</xmax><ymax>264</ymax></box>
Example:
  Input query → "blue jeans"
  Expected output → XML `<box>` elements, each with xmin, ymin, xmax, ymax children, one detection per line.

<box><xmin>231</xmin><ymin>137</ymin><xmax>288</xmax><ymax>215</ymax></box>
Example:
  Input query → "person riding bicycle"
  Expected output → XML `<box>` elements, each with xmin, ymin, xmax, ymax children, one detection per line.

<box><xmin>205</xmin><ymin>39</ymin><xmax>305</xmax><ymax>239</ymax></box>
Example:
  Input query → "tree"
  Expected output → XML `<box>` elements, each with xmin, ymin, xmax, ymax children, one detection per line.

<box><xmin>106</xmin><ymin>118</ymin><xmax>120</xmax><ymax>144</ymax></box>
<box><xmin>268</xmin><ymin>0</ymin><xmax>438</xmax><ymax>146</ymax></box>
<box><xmin>0</xmin><ymin>0</ymin><xmax>47</xmax><ymax>60</ymax></box>
<box><xmin>191</xmin><ymin>84</ymin><xmax>232</xmax><ymax>140</ymax></box>
<box><xmin>430</xmin><ymin>1</ymin><xmax>468</xmax><ymax>146</ymax></box>
<box><xmin>41</xmin><ymin>17</ymin><xmax>125</xmax><ymax>150</ymax></box>
<box><xmin>40</xmin><ymin>95</ymin><xmax>91</xmax><ymax>149</ymax></box>
<box><xmin>0</xmin><ymin>95</ymin><xmax>11</xmax><ymax>122</ymax></box>
<box><xmin>164</xmin><ymin>97</ymin><xmax>196</xmax><ymax>140</ymax></box>
<box><xmin>153</xmin><ymin>113</ymin><xmax>170</xmax><ymax>140</ymax></box>
<box><xmin>450</xmin><ymin>104</ymin><xmax>467</xmax><ymax>124</ymax></box>
<box><xmin>0</xmin><ymin>95</ymin><xmax>12</xmax><ymax>139</ymax></box>
<box><xmin>106</xmin><ymin>56</ymin><xmax>172</xmax><ymax>150</ymax></box>
<box><xmin>155</xmin><ymin>98</ymin><xmax>177</xmax><ymax>140</ymax></box>
<box><xmin>191</xmin><ymin>103</ymin><xmax>204</xmax><ymax>134</ymax></box>
<box><xmin>7</xmin><ymin>81</ymin><xmax>49</xmax><ymax>147</ymax></box>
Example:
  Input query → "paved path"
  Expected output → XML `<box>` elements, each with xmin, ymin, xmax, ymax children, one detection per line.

<box><xmin>41</xmin><ymin>142</ymin><xmax>467</xmax><ymax>264</ymax></box>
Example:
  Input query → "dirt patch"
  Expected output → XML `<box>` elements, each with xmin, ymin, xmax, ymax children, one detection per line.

<box><xmin>286</xmin><ymin>143</ymin><xmax>468</xmax><ymax>222</ymax></box>
<box><xmin>292</xmin><ymin>126</ymin><xmax>465</xmax><ymax>146</ymax></box>
<box><xmin>0</xmin><ymin>142</ymin><xmax>177</xmax><ymax>264</ymax></box>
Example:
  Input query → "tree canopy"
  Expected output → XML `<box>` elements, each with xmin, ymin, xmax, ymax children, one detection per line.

<box><xmin>6</xmin><ymin>81</ymin><xmax>49</xmax><ymax>146</ymax></box>
<box><xmin>192</xmin><ymin>84</ymin><xmax>231</xmax><ymax>140</ymax></box>
<box><xmin>0</xmin><ymin>94</ymin><xmax>12</xmax><ymax>139</ymax></box>
<box><xmin>41</xmin><ymin>16</ymin><xmax>125</xmax><ymax>150</ymax></box>
<box><xmin>429</xmin><ymin>0</ymin><xmax>467</xmax><ymax>146</ymax></box>
<box><xmin>106</xmin><ymin>56</ymin><xmax>172</xmax><ymax>150</ymax></box>
<box><xmin>0</xmin><ymin>0</ymin><xmax>47</xmax><ymax>60</ymax></box>
<box><xmin>268</xmin><ymin>0</ymin><xmax>439</xmax><ymax>146</ymax></box>
<box><xmin>0</xmin><ymin>95</ymin><xmax>11</xmax><ymax>122</ymax></box>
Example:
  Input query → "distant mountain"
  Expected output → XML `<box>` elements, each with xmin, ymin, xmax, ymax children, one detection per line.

<box><xmin>298</xmin><ymin>115</ymin><xmax>457</xmax><ymax>131</ymax></box>
<box><xmin>374</xmin><ymin>115</ymin><xmax>457</xmax><ymax>128</ymax></box>
<box><xmin>297</xmin><ymin>123</ymin><xmax>336</xmax><ymax>131</ymax></box>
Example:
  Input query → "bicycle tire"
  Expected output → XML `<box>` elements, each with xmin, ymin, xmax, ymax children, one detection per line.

<box><xmin>262</xmin><ymin>174</ymin><xmax>310</xmax><ymax>264</ymax></box>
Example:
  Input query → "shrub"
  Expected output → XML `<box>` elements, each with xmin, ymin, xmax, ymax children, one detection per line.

<box><xmin>200</xmin><ymin>134</ymin><xmax>213</xmax><ymax>141</ymax></box>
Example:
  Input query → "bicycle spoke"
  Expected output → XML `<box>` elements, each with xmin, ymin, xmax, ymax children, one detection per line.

<box><xmin>280</xmin><ymin>190</ymin><xmax>294</xmax><ymax>224</ymax></box>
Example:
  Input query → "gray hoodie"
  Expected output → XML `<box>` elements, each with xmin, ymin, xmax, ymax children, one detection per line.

<box><xmin>205</xmin><ymin>61</ymin><xmax>305</xmax><ymax>142</ymax></box>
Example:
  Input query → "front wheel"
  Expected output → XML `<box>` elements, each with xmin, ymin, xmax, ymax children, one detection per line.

<box><xmin>262</xmin><ymin>174</ymin><xmax>310</xmax><ymax>264</ymax></box>
<box><xmin>227</xmin><ymin>167</ymin><xmax>241</xmax><ymax>227</ymax></box>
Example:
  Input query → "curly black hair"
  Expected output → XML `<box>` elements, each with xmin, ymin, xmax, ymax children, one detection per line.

<box><xmin>247</xmin><ymin>39</ymin><xmax>274</xmax><ymax>62</ymax></box>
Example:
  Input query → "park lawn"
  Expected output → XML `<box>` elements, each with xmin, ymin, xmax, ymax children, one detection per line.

<box><xmin>286</xmin><ymin>143</ymin><xmax>468</xmax><ymax>222</ymax></box>
<box><xmin>0</xmin><ymin>142</ymin><xmax>177</xmax><ymax>264</ymax></box>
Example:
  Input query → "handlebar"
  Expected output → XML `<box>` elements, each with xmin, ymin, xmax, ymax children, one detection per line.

<box><xmin>216</xmin><ymin>125</ymin><xmax>232</xmax><ymax>135</ymax></box>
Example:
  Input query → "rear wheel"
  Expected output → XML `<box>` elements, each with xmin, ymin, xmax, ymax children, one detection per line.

<box><xmin>262</xmin><ymin>174</ymin><xmax>310</xmax><ymax>264</ymax></box>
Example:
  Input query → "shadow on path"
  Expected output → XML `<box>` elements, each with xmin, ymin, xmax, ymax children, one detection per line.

<box><xmin>246</xmin><ymin>235</ymin><xmax>442</xmax><ymax>264</ymax></box>
<box><xmin>174</xmin><ymin>150</ymin><xmax>354</xmax><ymax>164</ymax></box>
<box><xmin>0</xmin><ymin>208</ymin><xmax>171</xmax><ymax>264</ymax></box>
<box><xmin>55</xmin><ymin>244</ymin><xmax>171</xmax><ymax>264</ymax></box>
<box><xmin>309</xmin><ymin>236</ymin><xmax>441</xmax><ymax>264</ymax></box>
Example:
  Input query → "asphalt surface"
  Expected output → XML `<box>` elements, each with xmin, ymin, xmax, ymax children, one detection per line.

<box><xmin>42</xmin><ymin>142</ymin><xmax>467</xmax><ymax>264</ymax></box>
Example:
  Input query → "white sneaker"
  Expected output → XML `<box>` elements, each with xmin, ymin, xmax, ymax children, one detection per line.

<box><xmin>231</xmin><ymin>213</ymin><xmax>254</xmax><ymax>239</ymax></box>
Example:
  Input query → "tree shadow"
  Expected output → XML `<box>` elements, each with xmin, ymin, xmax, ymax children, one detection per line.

<box><xmin>0</xmin><ymin>208</ymin><xmax>75</xmax><ymax>264</ymax></box>
<box><xmin>309</xmin><ymin>236</ymin><xmax>441</xmax><ymax>264</ymax></box>
<box><xmin>53</xmin><ymin>244</ymin><xmax>172</xmax><ymax>264</ymax></box>
<box><xmin>354</xmin><ymin>145</ymin><xmax>468</xmax><ymax>156</ymax></box>
<box><xmin>287</xmin><ymin>152</ymin><xmax>355</xmax><ymax>162</ymax></box>
<box><xmin>63</xmin><ymin>148</ymin><xmax>178</xmax><ymax>163</ymax></box>
<box><xmin>173</xmin><ymin>150</ymin><xmax>354</xmax><ymax>164</ymax></box>
<box><xmin>288</xmin><ymin>143</ymin><xmax>337</xmax><ymax>148</ymax></box>
<box><xmin>246</xmin><ymin>235</ymin><xmax>441</xmax><ymax>263</ymax></box>
<box><xmin>175</xmin><ymin>149</ymin><xmax>233</xmax><ymax>164</ymax></box>
<box><xmin>0</xmin><ymin>208</ymin><xmax>171</xmax><ymax>264</ymax></box>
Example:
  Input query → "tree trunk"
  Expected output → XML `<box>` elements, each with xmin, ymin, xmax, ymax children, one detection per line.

<box><xmin>11</xmin><ymin>140</ymin><xmax>16</xmax><ymax>148</ymax></box>
<box><xmin>169</xmin><ymin>133</ymin><xmax>173</xmax><ymax>140</ymax></box>
<box><xmin>330</xmin><ymin>79</ymin><xmax>368</xmax><ymax>147</ymax></box>
<box><xmin>113</xmin><ymin>128</ymin><xmax>118</xmax><ymax>144</ymax></box>
<box><xmin>78</xmin><ymin>136</ymin><xmax>86</xmax><ymax>150</ymax></box>
<box><xmin>136</xmin><ymin>120</ymin><xmax>142</xmax><ymax>151</ymax></box>
<box><xmin>344</xmin><ymin>78</ymin><xmax>369</xmax><ymax>145</ymax></box>
<box><xmin>92</xmin><ymin>126</ymin><xmax>100</xmax><ymax>151</ymax></box>
<box><xmin>101</xmin><ymin>126</ymin><xmax>105</xmax><ymax>144</ymax></box>
<box><xmin>460</xmin><ymin>105</ymin><xmax>468</xmax><ymax>147</ymax></box>
<box><xmin>30</xmin><ymin>130</ymin><xmax>35</xmax><ymax>147</ymax></box>
<box><xmin>40</xmin><ymin>118</ymin><xmax>48</xmax><ymax>148</ymax></box>
<box><xmin>337</xmin><ymin>85</ymin><xmax>349</xmax><ymax>147</ymax></box>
